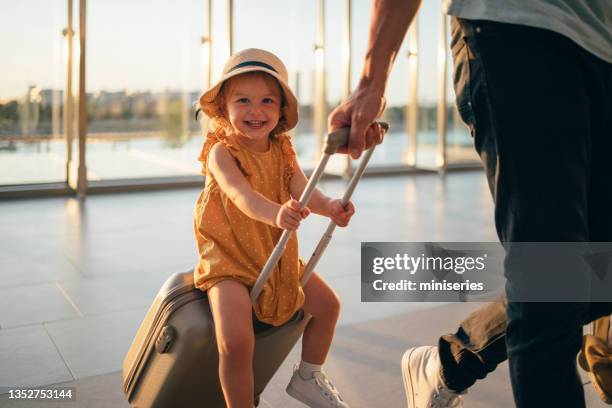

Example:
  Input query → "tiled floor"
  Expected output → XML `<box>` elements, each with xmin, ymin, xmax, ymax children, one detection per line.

<box><xmin>0</xmin><ymin>305</ymin><xmax>607</xmax><ymax>407</ymax></box>
<box><xmin>0</xmin><ymin>171</ymin><xmax>605</xmax><ymax>407</ymax></box>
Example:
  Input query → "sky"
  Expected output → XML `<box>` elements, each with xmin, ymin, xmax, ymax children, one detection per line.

<box><xmin>0</xmin><ymin>0</ymin><xmax>453</xmax><ymax>106</ymax></box>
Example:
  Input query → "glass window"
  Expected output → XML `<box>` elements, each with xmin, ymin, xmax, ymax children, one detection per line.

<box><xmin>415</xmin><ymin>0</ymin><xmax>442</xmax><ymax>169</ymax></box>
<box><xmin>0</xmin><ymin>0</ymin><xmax>67</xmax><ymax>185</ymax></box>
<box><xmin>85</xmin><ymin>0</ymin><xmax>205</xmax><ymax>181</ymax></box>
<box><xmin>233</xmin><ymin>0</ymin><xmax>316</xmax><ymax>168</ymax></box>
<box><xmin>351</xmin><ymin>0</ymin><xmax>411</xmax><ymax>167</ymax></box>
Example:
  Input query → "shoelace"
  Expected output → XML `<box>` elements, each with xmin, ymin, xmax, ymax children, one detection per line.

<box><xmin>430</xmin><ymin>384</ymin><xmax>463</xmax><ymax>408</ymax></box>
<box><xmin>313</xmin><ymin>371</ymin><xmax>345</xmax><ymax>406</ymax></box>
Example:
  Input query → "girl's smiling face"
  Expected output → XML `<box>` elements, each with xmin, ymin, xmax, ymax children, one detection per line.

<box><xmin>222</xmin><ymin>72</ymin><xmax>283</xmax><ymax>151</ymax></box>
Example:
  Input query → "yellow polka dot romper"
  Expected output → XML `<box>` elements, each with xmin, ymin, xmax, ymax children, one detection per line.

<box><xmin>193</xmin><ymin>133</ymin><xmax>305</xmax><ymax>326</ymax></box>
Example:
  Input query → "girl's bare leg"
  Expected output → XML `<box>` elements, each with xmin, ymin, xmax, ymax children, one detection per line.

<box><xmin>300</xmin><ymin>272</ymin><xmax>341</xmax><ymax>364</ymax></box>
<box><xmin>207</xmin><ymin>280</ymin><xmax>254</xmax><ymax>408</ymax></box>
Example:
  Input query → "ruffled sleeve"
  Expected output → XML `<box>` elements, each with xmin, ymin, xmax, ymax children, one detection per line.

<box><xmin>198</xmin><ymin>128</ymin><xmax>245</xmax><ymax>176</ymax></box>
<box><xmin>277</xmin><ymin>133</ymin><xmax>297</xmax><ymax>191</ymax></box>
<box><xmin>198</xmin><ymin>132</ymin><xmax>218</xmax><ymax>176</ymax></box>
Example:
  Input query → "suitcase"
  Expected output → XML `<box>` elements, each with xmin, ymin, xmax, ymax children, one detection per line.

<box><xmin>122</xmin><ymin>123</ymin><xmax>388</xmax><ymax>407</ymax></box>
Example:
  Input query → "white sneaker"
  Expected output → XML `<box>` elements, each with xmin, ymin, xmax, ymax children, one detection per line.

<box><xmin>401</xmin><ymin>346</ymin><xmax>464</xmax><ymax>408</ymax></box>
<box><xmin>286</xmin><ymin>364</ymin><xmax>350</xmax><ymax>408</ymax></box>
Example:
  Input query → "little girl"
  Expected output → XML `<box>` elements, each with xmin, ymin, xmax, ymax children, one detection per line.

<box><xmin>194</xmin><ymin>48</ymin><xmax>355</xmax><ymax>408</ymax></box>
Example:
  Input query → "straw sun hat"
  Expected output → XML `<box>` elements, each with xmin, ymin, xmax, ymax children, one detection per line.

<box><xmin>198</xmin><ymin>48</ymin><xmax>298</xmax><ymax>132</ymax></box>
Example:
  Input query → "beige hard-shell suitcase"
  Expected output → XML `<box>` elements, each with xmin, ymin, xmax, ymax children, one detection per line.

<box><xmin>122</xmin><ymin>270</ymin><xmax>309</xmax><ymax>407</ymax></box>
<box><xmin>122</xmin><ymin>124</ymin><xmax>388</xmax><ymax>407</ymax></box>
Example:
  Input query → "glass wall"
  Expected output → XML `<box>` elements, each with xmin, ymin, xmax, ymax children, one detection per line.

<box><xmin>85</xmin><ymin>0</ymin><xmax>205</xmax><ymax>181</ymax></box>
<box><xmin>320</xmin><ymin>0</ymin><xmax>348</xmax><ymax>174</ymax></box>
<box><xmin>0</xmin><ymin>0</ymin><xmax>68</xmax><ymax>185</ymax></box>
<box><xmin>352</xmin><ymin>0</ymin><xmax>411</xmax><ymax>167</ymax></box>
<box><xmin>414</xmin><ymin>0</ymin><xmax>442</xmax><ymax>169</ymax></box>
<box><xmin>0</xmin><ymin>0</ymin><xmax>482</xmax><ymax>195</ymax></box>
<box><xmin>233</xmin><ymin>0</ymin><xmax>317</xmax><ymax>168</ymax></box>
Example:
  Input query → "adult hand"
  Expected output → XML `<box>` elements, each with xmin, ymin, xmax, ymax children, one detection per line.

<box><xmin>328</xmin><ymin>84</ymin><xmax>387</xmax><ymax>159</ymax></box>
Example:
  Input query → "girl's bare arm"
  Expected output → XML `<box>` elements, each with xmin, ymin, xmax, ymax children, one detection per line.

<box><xmin>289</xmin><ymin>160</ymin><xmax>356</xmax><ymax>227</ymax></box>
<box><xmin>208</xmin><ymin>143</ymin><xmax>280</xmax><ymax>226</ymax></box>
<box><xmin>289</xmin><ymin>161</ymin><xmax>332</xmax><ymax>217</ymax></box>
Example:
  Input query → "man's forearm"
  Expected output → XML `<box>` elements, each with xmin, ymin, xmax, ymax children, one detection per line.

<box><xmin>360</xmin><ymin>0</ymin><xmax>421</xmax><ymax>94</ymax></box>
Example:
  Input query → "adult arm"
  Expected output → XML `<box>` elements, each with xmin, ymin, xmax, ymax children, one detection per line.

<box><xmin>328</xmin><ymin>0</ymin><xmax>422</xmax><ymax>159</ymax></box>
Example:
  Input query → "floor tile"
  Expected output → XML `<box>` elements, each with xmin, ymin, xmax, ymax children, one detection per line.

<box><xmin>0</xmin><ymin>255</ymin><xmax>81</xmax><ymax>289</ymax></box>
<box><xmin>56</xmin><ymin>278</ymin><xmax>157</xmax><ymax>316</ymax></box>
<box><xmin>0</xmin><ymin>371</ymin><xmax>129</xmax><ymax>407</ymax></box>
<box><xmin>44</xmin><ymin>308</ymin><xmax>147</xmax><ymax>379</ymax></box>
<box><xmin>0</xmin><ymin>325</ymin><xmax>73</xmax><ymax>388</ymax></box>
<box><xmin>325</xmin><ymin>273</ymin><xmax>442</xmax><ymax>327</ymax></box>
<box><xmin>0</xmin><ymin>283</ymin><xmax>80</xmax><ymax>328</ymax></box>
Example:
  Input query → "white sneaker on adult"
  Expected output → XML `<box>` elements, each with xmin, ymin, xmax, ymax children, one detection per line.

<box><xmin>286</xmin><ymin>364</ymin><xmax>350</xmax><ymax>408</ymax></box>
<box><xmin>401</xmin><ymin>346</ymin><xmax>465</xmax><ymax>408</ymax></box>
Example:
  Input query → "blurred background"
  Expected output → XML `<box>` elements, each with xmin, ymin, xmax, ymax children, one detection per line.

<box><xmin>0</xmin><ymin>0</ymin><xmax>479</xmax><ymax>197</ymax></box>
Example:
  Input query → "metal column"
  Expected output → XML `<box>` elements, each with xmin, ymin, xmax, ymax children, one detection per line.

<box><xmin>198</xmin><ymin>0</ymin><xmax>212</xmax><ymax>132</ymax></box>
<box><xmin>228</xmin><ymin>0</ymin><xmax>234</xmax><ymax>55</ymax></box>
<box><xmin>342</xmin><ymin>0</ymin><xmax>352</xmax><ymax>177</ymax></box>
<box><xmin>202</xmin><ymin>0</ymin><xmax>212</xmax><ymax>89</ymax></box>
<box><xmin>76</xmin><ymin>0</ymin><xmax>87</xmax><ymax>198</ymax></box>
<box><xmin>406</xmin><ymin>20</ymin><xmax>418</xmax><ymax>167</ymax></box>
<box><xmin>436</xmin><ymin>12</ymin><xmax>448</xmax><ymax>171</ymax></box>
<box><xmin>314</xmin><ymin>0</ymin><xmax>326</xmax><ymax>159</ymax></box>
<box><xmin>64</xmin><ymin>0</ymin><xmax>75</xmax><ymax>188</ymax></box>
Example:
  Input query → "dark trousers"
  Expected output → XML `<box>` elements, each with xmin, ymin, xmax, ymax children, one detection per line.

<box><xmin>440</xmin><ymin>17</ymin><xmax>612</xmax><ymax>407</ymax></box>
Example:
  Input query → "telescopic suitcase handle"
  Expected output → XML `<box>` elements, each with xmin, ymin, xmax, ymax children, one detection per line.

<box><xmin>250</xmin><ymin>122</ymin><xmax>389</xmax><ymax>303</ymax></box>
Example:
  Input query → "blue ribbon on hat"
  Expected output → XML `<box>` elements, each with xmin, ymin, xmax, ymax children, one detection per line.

<box><xmin>229</xmin><ymin>61</ymin><xmax>277</xmax><ymax>73</ymax></box>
